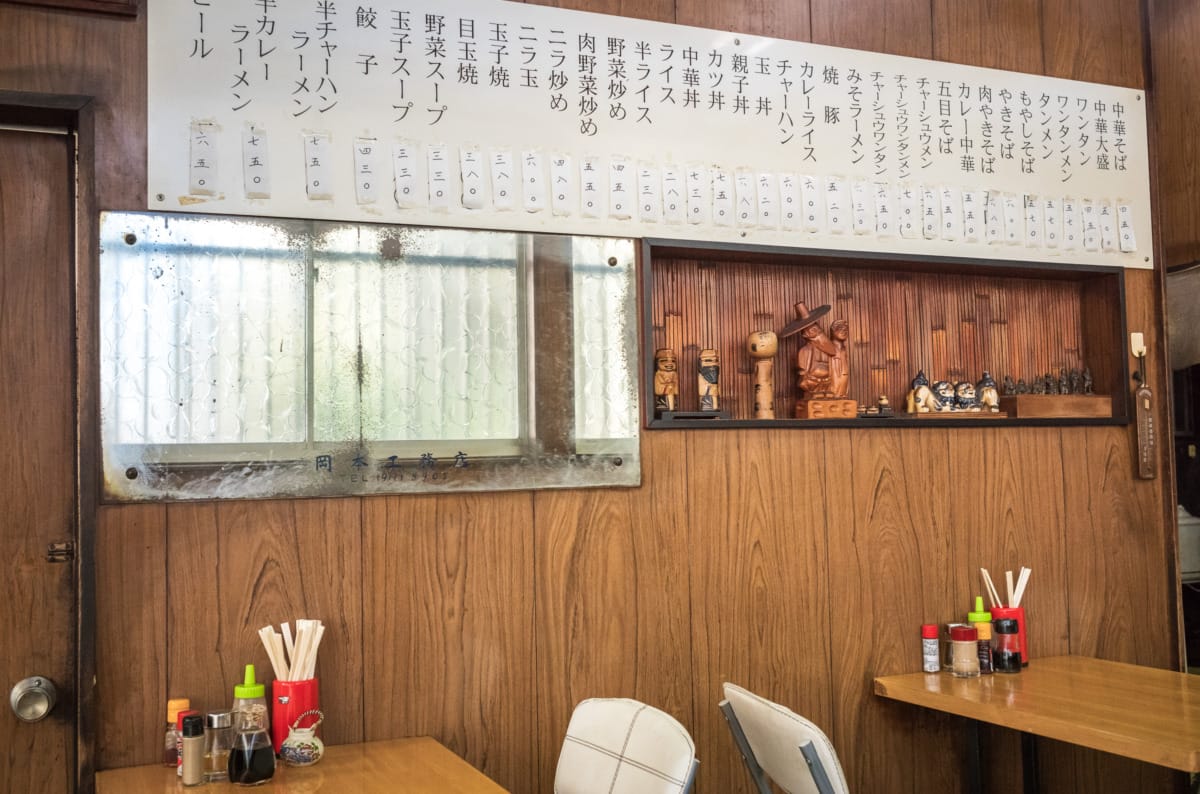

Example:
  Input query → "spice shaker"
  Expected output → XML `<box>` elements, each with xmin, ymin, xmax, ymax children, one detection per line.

<box><xmin>967</xmin><ymin>596</ymin><xmax>994</xmax><ymax>675</ymax></box>
<box><xmin>204</xmin><ymin>710</ymin><xmax>234</xmax><ymax>782</ymax></box>
<box><xmin>920</xmin><ymin>624</ymin><xmax>939</xmax><ymax>673</ymax></box>
<box><xmin>176</xmin><ymin>708</ymin><xmax>198</xmax><ymax>777</ymax></box>
<box><xmin>181</xmin><ymin>713</ymin><xmax>205</xmax><ymax>787</ymax></box>
<box><xmin>950</xmin><ymin>625</ymin><xmax>981</xmax><ymax>678</ymax></box>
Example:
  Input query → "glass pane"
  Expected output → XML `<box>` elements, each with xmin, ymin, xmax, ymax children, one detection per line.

<box><xmin>310</xmin><ymin>223</ymin><xmax>520</xmax><ymax>444</ymax></box>
<box><xmin>100</xmin><ymin>213</ymin><xmax>308</xmax><ymax>447</ymax></box>
<box><xmin>99</xmin><ymin>211</ymin><xmax>639</xmax><ymax>500</ymax></box>
<box><xmin>573</xmin><ymin>237</ymin><xmax>639</xmax><ymax>446</ymax></box>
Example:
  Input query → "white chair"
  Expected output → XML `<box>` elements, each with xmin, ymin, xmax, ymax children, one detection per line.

<box><xmin>719</xmin><ymin>683</ymin><xmax>849</xmax><ymax>794</ymax></box>
<box><xmin>554</xmin><ymin>697</ymin><xmax>699</xmax><ymax>794</ymax></box>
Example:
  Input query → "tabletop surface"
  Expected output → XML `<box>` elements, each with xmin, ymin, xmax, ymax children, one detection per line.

<box><xmin>95</xmin><ymin>736</ymin><xmax>509</xmax><ymax>793</ymax></box>
<box><xmin>874</xmin><ymin>654</ymin><xmax>1200</xmax><ymax>772</ymax></box>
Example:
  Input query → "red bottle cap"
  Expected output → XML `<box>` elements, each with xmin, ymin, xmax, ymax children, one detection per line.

<box><xmin>920</xmin><ymin>623</ymin><xmax>939</xmax><ymax>639</ymax></box>
<box><xmin>176</xmin><ymin>708</ymin><xmax>198</xmax><ymax>730</ymax></box>
<box><xmin>950</xmin><ymin>625</ymin><xmax>978</xmax><ymax>641</ymax></box>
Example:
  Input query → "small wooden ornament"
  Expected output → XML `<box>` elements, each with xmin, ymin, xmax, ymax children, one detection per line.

<box><xmin>746</xmin><ymin>331</ymin><xmax>777</xmax><ymax>419</ymax></box>
<box><xmin>653</xmin><ymin>348</ymin><xmax>679</xmax><ymax>413</ymax></box>
<box><xmin>697</xmin><ymin>348</ymin><xmax>720</xmax><ymax>411</ymax></box>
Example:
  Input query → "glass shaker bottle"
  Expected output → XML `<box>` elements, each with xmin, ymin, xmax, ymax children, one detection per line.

<box><xmin>228</xmin><ymin>664</ymin><xmax>274</xmax><ymax>786</ymax></box>
<box><xmin>204</xmin><ymin>710</ymin><xmax>234</xmax><ymax>782</ymax></box>
<box><xmin>950</xmin><ymin>625</ymin><xmax>981</xmax><ymax>678</ymax></box>
<box><xmin>231</xmin><ymin>664</ymin><xmax>269</xmax><ymax>735</ymax></box>
<box><xmin>992</xmin><ymin>617</ymin><xmax>1022</xmax><ymax>673</ymax></box>
<box><xmin>228</xmin><ymin>702</ymin><xmax>276</xmax><ymax>786</ymax></box>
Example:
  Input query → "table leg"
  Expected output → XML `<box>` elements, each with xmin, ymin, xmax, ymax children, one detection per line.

<box><xmin>1021</xmin><ymin>731</ymin><xmax>1040</xmax><ymax>793</ymax></box>
<box><xmin>966</xmin><ymin>719</ymin><xmax>983</xmax><ymax>794</ymax></box>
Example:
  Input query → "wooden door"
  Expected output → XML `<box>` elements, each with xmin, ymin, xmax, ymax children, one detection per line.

<box><xmin>0</xmin><ymin>127</ymin><xmax>77</xmax><ymax>793</ymax></box>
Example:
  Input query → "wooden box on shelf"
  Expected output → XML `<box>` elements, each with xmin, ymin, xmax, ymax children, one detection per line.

<box><xmin>999</xmin><ymin>394</ymin><xmax>1113</xmax><ymax>418</ymax></box>
<box><xmin>642</xmin><ymin>238</ymin><xmax>1130</xmax><ymax>429</ymax></box>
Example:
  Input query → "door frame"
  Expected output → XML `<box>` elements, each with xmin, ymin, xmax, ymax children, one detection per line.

<box><xmin>0</xmin><ymin>89</ymin><xmax>98</xmax><ymax>794</ymax></box>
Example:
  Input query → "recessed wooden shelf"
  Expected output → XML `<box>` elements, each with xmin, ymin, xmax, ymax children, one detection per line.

<box><xmin>642</xmin><ymin>239</ymin><xmax>1130</xmax><ymax>429</ymax></box>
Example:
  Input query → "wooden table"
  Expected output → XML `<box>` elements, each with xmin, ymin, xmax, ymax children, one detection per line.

<box><xmin>95</xmin><ymin>737</ymin><xmax>509</xmax><ymax>793</ymax></box>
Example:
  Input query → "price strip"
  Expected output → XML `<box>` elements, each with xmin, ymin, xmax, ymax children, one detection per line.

<box><xmin>1135</xmin><ymin>380</ymin><xmax>1157</xmax><ymax>479</ymax></box>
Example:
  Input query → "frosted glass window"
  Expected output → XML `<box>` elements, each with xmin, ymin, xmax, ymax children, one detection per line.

<box><xmin>99</xmin><ymin>212</ymin><xmax>639</xmax><ymax>500</ymax></box>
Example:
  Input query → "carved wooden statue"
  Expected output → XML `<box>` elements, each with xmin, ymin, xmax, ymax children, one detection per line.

<box><xmin>746</xmin><ymin>331</ymin><xmax>777</xmax><ymax>419</ymax></box>
<box><xmin>698</xmin><ymin>348</ymin><xmax>720</xmax><ymax>411</ymax></box>
<box><xmin>780</xmin><ymin>302</ymin><xmax>856</xmax><ymax>419</ymax></box>
<box><xmin>653</xmin><ymin>348</ymin><xmax>678</xmax><ymax>413</ymax></box>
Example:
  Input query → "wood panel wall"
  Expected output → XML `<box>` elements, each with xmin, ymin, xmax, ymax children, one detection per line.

<box><xmin>0</xmin><ymin>0</ymin><xmax>1185</xmax><ymax>791</ymax></box>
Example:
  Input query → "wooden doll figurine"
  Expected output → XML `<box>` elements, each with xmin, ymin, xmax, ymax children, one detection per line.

<box><xmin>698</xmin><ymin>348</ymin><xmax>720</xmax><ymax>411</ymax></box>
<box><xmin>653</xmin><ymin>348</ymin><xmax>679</xmax><ymax>413</ymax></box>
<box><xmin>746</xmin><ymin>331</ymin><xmax>778</xmax><ymax>419</ymax></box>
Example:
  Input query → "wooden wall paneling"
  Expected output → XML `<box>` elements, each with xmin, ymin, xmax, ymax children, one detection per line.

<box><xmin>946</xmin><ymin>426</ymin><xmax>1071</xmax><ymax>791</ymax></box>
<box><xmin>3</xmin><ymin>0</ymin><xmax>137</xmax><ymax>15</ymax></box>
<box><xmin>931</xmin><ymin>0</ymin><xmax>1044</xmax><ymax>74</ymax></box>
<box><xmin>94</xmin><ymin>504</ymin><xmax>165</xmax><ymax>770</ymax></box>
<box><xmin>1043</xmin><ymin>0</ymin><xmax>1145</xmax><ymax>88</ymax></box>
<box><xmin>824</xmin><ymin>428</ymin><xmax>961</xmax><ymax>793</ymax></box>
<box><xmin>1124</xmin><ymin>269</ymin><xmax>1175</xmax><ymax>507</ymax></box>
<box><xmin>1149</xmin><ymin>0</ymin><xmax>1200</xmax><ymax>266</ymax></box>
<box><xmin>1080</xmin><ymin>275</ymin><xmax>1127</xmax><ymax>410</ymax></box>
<box><xmin>363</xmin><ymin>492</ymin><xmax>535</xmax><ymax>792</ymax></box>
<box><xmin>165</xmin><ymin>499</ymin><xmax>364</xmax><ymax>746</ymax></box>
<box><xmin>685</xmin><ymin>428</ymin><xmax>833</xmax><ymax>793</ymax></box>
<box><xmin>534</xmin><ymin>431</ymin><xmax>692</xmax><ymax>792</ymax></box>
<box><xmin>675</xmin><ymin>0</ymin><xmax>809</xmax><ymax>41</ymax></box>
<box><xmin>810</xmin><ymin>0</ymin><xmax>931</xmax><ymax>58</ymax></box>
<box><xmin>1061</xmin><ymin>426</ymin><xmax>1174</xmax><ymax>663</ymax></box>
<box><xmin>0</xmin><ymin>4</ymin><xmax>145</xmax><ymax>210</ymax></box>
<box><xmin>948</xmin><ymin>428</ymin><xmax>1071</xmax><ymax>658</ymax></box>
<box><xmin>1051</xmin><ymin>424</ymin><xmax>1179</xmax><ymax>792</ymax></box>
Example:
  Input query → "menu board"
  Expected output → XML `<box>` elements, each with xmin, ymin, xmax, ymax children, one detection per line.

<box><xmin>148</xmin><ymin>0</ymin><xmax>1153</xmax><ymax>269</ymax></box>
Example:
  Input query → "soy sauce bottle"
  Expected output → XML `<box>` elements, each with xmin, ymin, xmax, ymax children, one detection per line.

<box><xmin>228</xmin><ymin>703</ymin><xmax>275</xmax><ymax>786</ymax></box>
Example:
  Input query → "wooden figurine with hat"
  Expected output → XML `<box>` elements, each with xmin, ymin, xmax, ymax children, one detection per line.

<box><xmin>779</xmin><ymin>301</ymin><xmax>857</xmax><ymax>419</ymax></box>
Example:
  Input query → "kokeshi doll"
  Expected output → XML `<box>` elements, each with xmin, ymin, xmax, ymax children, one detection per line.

<box><xmin>746</xmin><ymin>331</ymin><xmax>778</xmax><ymax>419</ymax></box>
<box><xmin>698</xmin><ymin>348</ymin><xmax>720</xmax><ymax>411</ymax></box>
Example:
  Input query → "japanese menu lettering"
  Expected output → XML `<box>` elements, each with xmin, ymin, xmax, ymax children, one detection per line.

<box><xmin>150</xmin><ymin>0</ymin><xmax>1153</xmax><ymax>269</ymax></box>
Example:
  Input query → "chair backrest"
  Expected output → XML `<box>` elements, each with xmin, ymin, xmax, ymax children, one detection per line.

<box><xmin>720</xmin><ymin>683</ymin><xmax>849</xmax><ymax>794</ymax></box>
<box><xmin>554</xmin><ymin>697</ymin><xmax>699</xmax><ymax>794</ymax></box>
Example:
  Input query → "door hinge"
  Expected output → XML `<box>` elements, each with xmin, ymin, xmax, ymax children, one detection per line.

<box><xmin>46</xmin><ymin>541</ymin><xmax>75</xmax><ymax>563</ymax></box>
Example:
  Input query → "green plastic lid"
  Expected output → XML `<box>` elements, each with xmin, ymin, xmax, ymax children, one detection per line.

<box><xmin>967</xmin><ymin>595</ymin><xmax>992</xmax><ymax>624</ymax></box>
<box><xmin>233</xmin><ymin>664</ymin><xmax>265</xmax><ymax>700</ymax></box>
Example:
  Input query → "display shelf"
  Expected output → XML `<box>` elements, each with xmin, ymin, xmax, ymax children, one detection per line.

<box><xmin>642</xmin><ymin>239</ymin><xmax>1130</xmax><ymax>429</ymax></box>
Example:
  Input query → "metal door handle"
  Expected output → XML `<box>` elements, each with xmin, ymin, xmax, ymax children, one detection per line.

<box><xmin>10</xmin><ymin>677</ymin><xmax>57</xmax><ymax>722</ymax></box>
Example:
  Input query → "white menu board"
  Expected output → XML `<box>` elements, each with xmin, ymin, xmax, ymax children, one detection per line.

<box><xmin>148</xmin><ymin>0</ymin><xmax>1153</xmax><ymax>269</ymax></box>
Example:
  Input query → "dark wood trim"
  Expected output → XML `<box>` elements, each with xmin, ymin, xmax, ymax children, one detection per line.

<box><xmin>530</xmin><ymin>237</ymin><xmax>575</xmax><ymax>456</ymax></box>
<box><xmin>0</xmin><ymin>0</ymin><xmax>136</xmax><ymax>17</ymax></box>
<box><xmin>0</xmin><ymin>89</ymin><xmax>99</xmax><ymax>794</ymax></box>
<box><xmin>650</xmin><ymin>416</ymin><xmax>1127</xmax><ymax>430</ymax></box>
<box><xmin>74</xmin><ymin>98</ymin><xmax>99</xmax><ymax>794</ymax></box>
<box><xmin>1142</xmin><ymin>0</ymin><xmax>1186</xmax><ymax>680</ymax></box>
<box><xmin>644</xmin><ymin>236</ymin><xmax>1140</xmax><ymax>280</ymax></box>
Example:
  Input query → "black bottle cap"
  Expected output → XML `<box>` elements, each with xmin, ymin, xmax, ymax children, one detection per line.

<box><xmin>182</xmin><ymin>713</ymin><xmax>205</xmax><ymax>737</ymax></box>
<box><xmin>993</xmin><ymin>618</ymin><xmax>1019</xmax><ymax>634</ymax></box>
